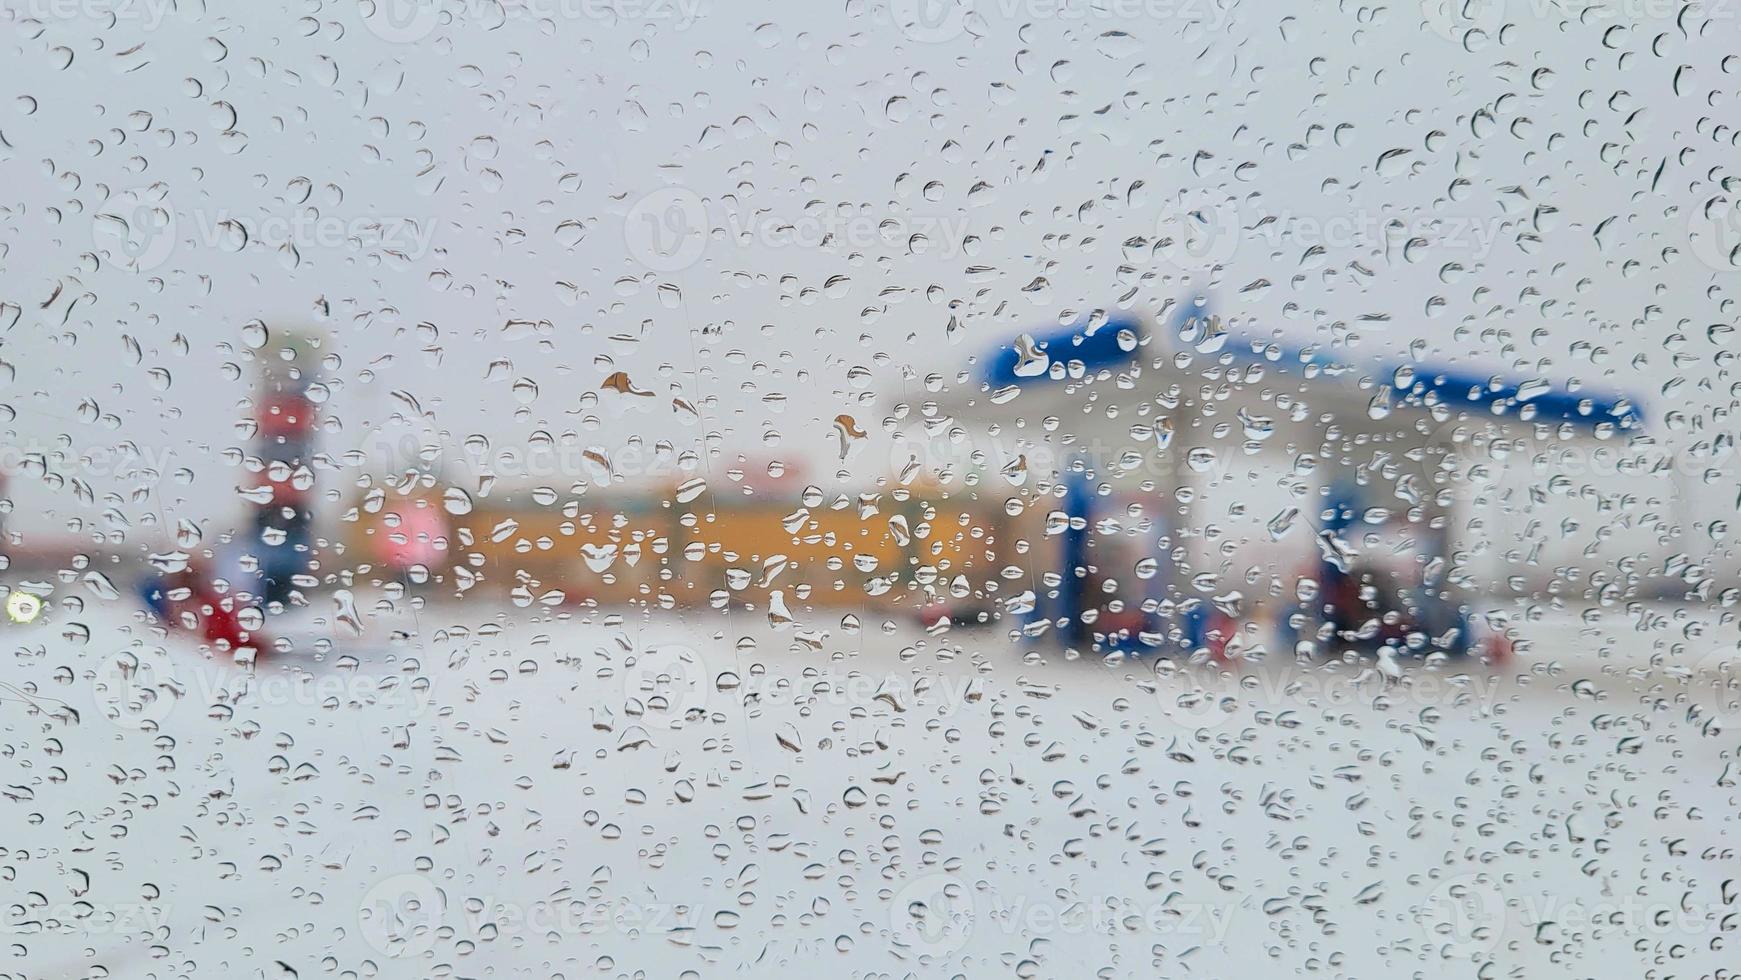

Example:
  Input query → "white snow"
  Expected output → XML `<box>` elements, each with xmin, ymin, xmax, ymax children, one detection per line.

<box><xmin>2</xmin><ymin>590</ymin><xmax>1734</xmax><ymax>978</ymax></box>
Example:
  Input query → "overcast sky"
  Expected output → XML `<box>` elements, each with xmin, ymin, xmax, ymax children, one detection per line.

<box><xmin>2</xmin><ymin>0</ymin><xmax>1734</xmax><ymax>546</ymax></box>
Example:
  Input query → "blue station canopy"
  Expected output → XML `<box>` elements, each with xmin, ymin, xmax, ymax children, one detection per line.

<box><xmin>981</xmin><ymin>315</ymin><xmax>1145</xmax><ymax>388</ymax></box>
<box><xmin>1219</xmin><ymin>339</ymin><xmax>1644</xmax><ymax>430</ymax></box>
<box><xmin>978</xmin><ymin>298</ymin><xmax>1643</xmax><ymax>431</ymax></box>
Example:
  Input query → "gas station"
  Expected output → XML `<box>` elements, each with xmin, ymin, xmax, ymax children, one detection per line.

<box><xmin>898</xmin><ymin>293</ymin><xmax>1646</xmax><ymax>661</ymax></box>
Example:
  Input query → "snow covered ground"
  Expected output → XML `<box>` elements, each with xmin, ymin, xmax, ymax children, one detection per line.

<box><xmin>2</xmin><ymin>589</ymin><xmax>1737</xmax><ymax>978</ymax></box>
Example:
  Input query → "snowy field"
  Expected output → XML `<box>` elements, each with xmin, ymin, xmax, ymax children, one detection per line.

<box><xmin>2</xmin><ymin>589</ymin><xmax>1737</xmax><ymax>979</ymax></box>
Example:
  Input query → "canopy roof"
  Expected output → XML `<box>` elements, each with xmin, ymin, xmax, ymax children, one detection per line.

<box><xmin>972</xmin><ymin>297</ymin><xmax>1643</xmax><ymax>431</ymax></box>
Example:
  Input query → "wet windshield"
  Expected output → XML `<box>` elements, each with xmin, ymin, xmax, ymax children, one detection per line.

<box><xmin>0</xmin><ymin>1</ymin><xmax>1734</xmax><ymax>976</ymax></box>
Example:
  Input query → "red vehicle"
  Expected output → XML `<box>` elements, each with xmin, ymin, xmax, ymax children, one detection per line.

<box><xmin>139</xmin><ymin>561</ymin><xmax>265</xmax><ymax>657</ymax></box>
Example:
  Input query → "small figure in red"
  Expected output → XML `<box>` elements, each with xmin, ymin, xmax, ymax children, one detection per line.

<box><xmin>139</xmin><ymin>559</ymin><xmax>265</xmax><ymax>658</ymax></box>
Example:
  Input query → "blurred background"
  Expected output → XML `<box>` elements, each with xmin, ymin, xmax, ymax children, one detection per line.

<box><xmin>1</xmin><ymin>1</ymin><xmax>1738</xmax><ymax>977</ymax></box>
